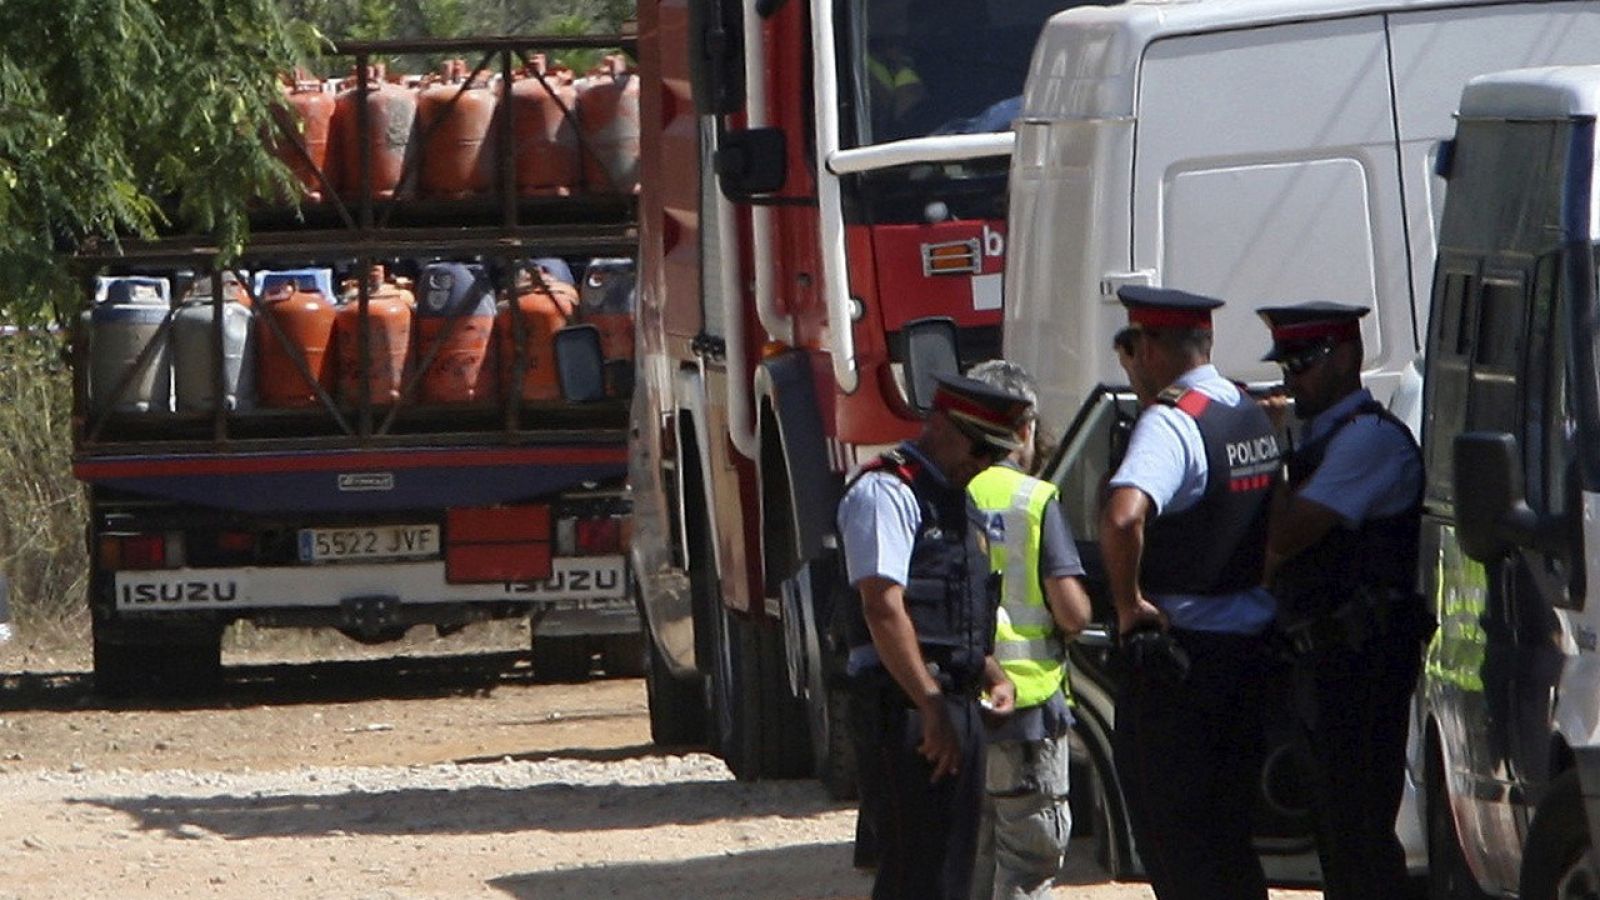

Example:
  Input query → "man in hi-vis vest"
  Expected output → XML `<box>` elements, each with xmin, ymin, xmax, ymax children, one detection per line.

<box><xmin>965</xmin><ymin>360</ymin><xmax>1092</xmax><ymax>900</ymax></box>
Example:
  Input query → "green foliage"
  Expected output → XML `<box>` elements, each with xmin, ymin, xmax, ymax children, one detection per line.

<box><xmin>0</xmin><ymin>0</ymin><xmax>317</xmax><ymax>322</ymax></box>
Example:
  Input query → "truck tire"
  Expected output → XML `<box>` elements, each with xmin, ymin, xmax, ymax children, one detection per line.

<box><xmin>751</xmin><ymin>612</ymin><xmax>814</xmax><ymax>779</ymax></box>
<box><xmin>1428</xmin><ymin>744</ymin><xmax>1492</xmax><ymax>900</ymax></box>
<box><xmin>780</xmin><ymin>562</ymin><xmax>853</xmax><ymax>796</ymax></box>
<box><xmin>92</xmin><ymin>620</ymin><xmax>222</xmax><ymax>699</ymax></box>
<box><xmin>708</xmin><ymin>596</ymin><xmax>761</xmax><ymax>778</ymax></box>
<box><xmin>645</xmin><ymin>629</ymin><xmax>706</xmax><ymax>746</ymax></box>
<box><xmin>531</xmin><ymin>635</ymin><xmax>593</xmax><ymax>682</ymax></box>
<box><xmin>1521</xmin><ymin>768</ymin><xmax>1599</xmax><ymax>900</ymax></box>
<box><xmin>600</xmin><ymin>632</ymin><xmax>646</xmax><ymax>678</ymax></box>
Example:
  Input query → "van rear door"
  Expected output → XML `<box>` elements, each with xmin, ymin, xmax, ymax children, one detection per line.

<box><xmin>1386</xmin><ymin>0</ymin><xmax>1600</xmax><ymax>358</ymax></box>
<box><xmin>1132</xmin><ymin>15</ymin><xmax>1402</xmax><ymax>391</ymax></box>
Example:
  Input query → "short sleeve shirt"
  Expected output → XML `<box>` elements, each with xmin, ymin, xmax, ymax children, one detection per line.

<box><xmin>1297</xmin><ymin>388</ymin><xmax>1422</xmax><ymax>527</ymax></box>
<box><xmin>1105</xmin><ymin>364</ymin><xmax>1277</xmax><ymax>634</ymax></box>
<box><xmin>837</xmin><ymin>442</ymin><xmax>945</xmax><ymax>587</ymax></box>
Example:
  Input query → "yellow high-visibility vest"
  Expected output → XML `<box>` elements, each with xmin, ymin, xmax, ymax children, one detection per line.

<box><xmin>968</xmin><ymin>464</ymin><xmax>1069</xmax><ymax>710</ymax></box>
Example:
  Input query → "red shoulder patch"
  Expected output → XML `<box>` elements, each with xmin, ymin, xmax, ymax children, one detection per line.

<box><xmin>1173</xmin><ymin>390</ymin><xmax>1211</xmax><ymax>418</ymax></box>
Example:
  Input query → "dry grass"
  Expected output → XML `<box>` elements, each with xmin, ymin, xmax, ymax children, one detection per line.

<box><xmin>0</xmin><ymin>331</ymin><xmax>88</xmax><ymax>629</ymax></box>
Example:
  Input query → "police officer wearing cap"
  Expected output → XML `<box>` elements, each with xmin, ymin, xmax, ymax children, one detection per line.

<box><xmin>838</xmin><ymin>373</ymin><xmax>1025</xmax><ymax>900</ymax></box>
<box><xmin>965</xmin><ymin>360</ymin><xmax>1092</xmax><ymax>900</ymax></box>
<box><xmin>1256</xmin><ymin>302</ymin><xmax>1426</xmax><ymax>900</ymax></box>
<box><xmin>1100</xmin><ymin>286</ymin><xmax>1281</xmax><ymax>900</ymax></box>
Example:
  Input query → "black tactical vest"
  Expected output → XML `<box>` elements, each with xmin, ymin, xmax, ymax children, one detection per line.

<box><xmin>840</xmin><ymin>447</ymin><xmax>997</xmax><ymax>684</ymax></box>
<box><xmin>1270</xmin><ymin>400</ymin><xmax>1423</xmax><ymax>620</ymax></box>
<box><xmin>1142</xmin><ymin>386</ymin><xmax>1282</xmax><ymax>595</ymax></box>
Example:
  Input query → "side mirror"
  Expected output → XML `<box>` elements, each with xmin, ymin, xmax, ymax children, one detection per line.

<box><xmin>554</xmin><ymin>325</ymin><xmax>608</xmax><ymax>404</ymax></box>
<box><xmin>716</xmin><ymin>128</ymin><xmax>787</xmax><ymax>197</ymax></box>
<box><xmin>1454</xmin><ymin>431</ymin><xmax>1565</xmax><ymax>560</ymax></box>
<box><xmin>900</xmin><ymin>317</ymin><xmax>960</xmax><ymax>414</ymax></box>
<box><xmin>688</xmin><ymin>0</ymin><xmax>745</xmax><ymax>116</ymax></box>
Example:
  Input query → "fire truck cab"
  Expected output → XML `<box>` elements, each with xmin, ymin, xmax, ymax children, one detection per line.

<box><xmin>631</xmin><ymin>0</ymin><xmax>1103</xmax><ymax>782</ymax></box>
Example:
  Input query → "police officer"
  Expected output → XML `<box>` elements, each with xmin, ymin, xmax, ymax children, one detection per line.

<box><xmin>1099</xmin><ymin>286</ymin><xmax>1281</xmax><ymax>900</ymax></box>
<box><xmin>1256</xmin><ymin>302</ymin><xmax>1425</xmax><ymax>900</ymax></box>
<box><xmin>965</xmin><ymin>360</ymin><xmax>1092</xmax><ymax>900</ymax></box>
<box><xmin>838</xmin><ymin>373</ymin><xmax>1026</xmax><ymax>900</ymax></box>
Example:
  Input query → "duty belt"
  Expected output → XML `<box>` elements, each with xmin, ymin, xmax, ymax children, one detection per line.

<box><xmin>1279</xmin><ymin>587</ymin><xmax>1417</xmax><ymax>657</ymax></box>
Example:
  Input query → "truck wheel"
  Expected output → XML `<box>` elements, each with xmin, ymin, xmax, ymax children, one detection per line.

<box><xmin>708</xmin><ymin>596</ymin><xmax>757</xmax><ymax>776</ymax></box>
<box><xmin>600</xmin><ymin>632</ymin><xmax>646</xmax><ymax>678</ymax></box>
<box><xmin>93</xmin><ymin>621</ymin><xmax>222</xmax><ymax>699</ymax></box>
<box><xmin>752</xmin><ymin>611</ymin><xmax>814</xmax><ymax>779</ymax></box>
<box><xmin>1428</xmin><ymin>745</ymin><xmax>1492</xmax><ymax>900</ymax></box>
<box><xmin>1521</xmin><ymin>768</ymin><xmax>1599</xmax><ymax>900</ymax></box>
<box><xmin>531</xmin><ymin>635</ymin><xmax>593</xmax><ymax>682</ymax></box>
<box><xmin>780</xmin><ymin>563</ymin><xmax>851</xmax><ymax>795</ymax></box>
<box><xmin>645</xmin><ymin>629</ymin><xmax>706</xmax><ymax>746</ymax></box>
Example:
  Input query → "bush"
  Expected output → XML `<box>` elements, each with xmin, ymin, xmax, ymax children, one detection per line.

<box><xmin>0</xmin><ymin>330</ymin><xmax>87</xmax><ymax>628</ymax></box>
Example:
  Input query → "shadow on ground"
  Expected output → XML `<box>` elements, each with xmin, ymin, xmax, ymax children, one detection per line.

<box><xmin>74</xmin><ymin>778</ymin><xmax>850</xmax><ymax>840</ymax></box>
<box><xmin>489</xmin><ymin>842</ymin><xmax>871</xmax><ymax>900</ymax></box>
<box><xmin>0</xmin><ymin>650</ymin><xmax>589</xmax><ymax>712</ymax></box>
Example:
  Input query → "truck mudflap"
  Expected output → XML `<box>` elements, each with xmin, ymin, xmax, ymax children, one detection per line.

<box><xmin>111</xmin><ymin>555</ymin><xmax>628</xmax><ymax>611</ymax></box>
<box><xmin>74</xmin><ymin>445</ymin><xmax>627</xmax><ymax>513</ymax></box>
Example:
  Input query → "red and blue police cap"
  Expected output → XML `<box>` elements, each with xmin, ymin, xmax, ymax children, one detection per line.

<box><xmin>1256</xmin><ymin>301</ymin><xmax>1369</xmax><ymax>361</ymax></box>
<box><xmin>931</xmin><ymin>373</ymin><xmax>1032</xmax><ymax>453</ymax></box>
<box><xmin>1117</xmin><ymin>285</ymin><xmax>1224</xmax><ymax>331</ymax></box>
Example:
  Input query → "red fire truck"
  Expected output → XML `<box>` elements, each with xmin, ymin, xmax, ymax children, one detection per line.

<box><xmin>632</xmin><ymin>0</ymin><xmax>1097</xmax><ymax>785</ymax></box>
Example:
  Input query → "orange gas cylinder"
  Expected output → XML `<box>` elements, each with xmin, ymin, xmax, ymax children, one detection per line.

<box><xmin>272</xmin><ymin>75</ymin><xmax>337</xmax><ymax>201</ymax></box>
<box><xmin>575</xmin><ymin>55</ymin><xmax>640</xmax><ymax>195</ymax></box>
<box><xmin>416</xmin><ymin>262</ymin><xmax>497</xmax><ymax>404</ymax></box>
<box><xmin>496</xmin><ymin>265</ymin><xmax>576</xmax><ymax>402</ymax></box>
<box><xmin>418</xmin><ymin>60</ymin><xmax>498</xmax><ymax>200</ymax></box>
<box><xmin>335</xmin><ymin>265</ymin><xmax>414</xmax><ymax>407</ymax></box>
<box><xmin>332</xmin><ymin>65</ymin><xmax>417</xmax><ymax>200</ymax></box>
<box><xmin>257</xmin><ymin>283</ymin><xmax>337</xmax><ymax>408</ymax></box>
<box><xmin>507</xmin><ymin>55</ymin><xmax>580</xmax><ymax>197</ymax></box>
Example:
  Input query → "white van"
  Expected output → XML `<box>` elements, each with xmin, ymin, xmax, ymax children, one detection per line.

<box><xmin>1003</xmin><ymin>0</ymin><xmax>1600</xmax><ymax>887</ymax></box>
<box><xmin>1413</xmin><ymin>64</ymin><xmax>1600</xmax><ymax>898</ymax></box>
<box><xmin>1006</xmin><ymin>0</ymin><xmax>1600</xmax><ymax>428</ymax></box>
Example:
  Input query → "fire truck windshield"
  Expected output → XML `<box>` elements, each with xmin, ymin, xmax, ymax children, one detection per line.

<box><xmin>847</xmin><ymin>0</ymin><xmax>1103</xmax><ymax>146</ymax></box>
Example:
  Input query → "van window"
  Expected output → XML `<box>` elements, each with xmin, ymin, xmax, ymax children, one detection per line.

<box><xmin>1525</xmin><ymin>251</ymin><xmax>1584</xmax><ymax>608</ymax></box>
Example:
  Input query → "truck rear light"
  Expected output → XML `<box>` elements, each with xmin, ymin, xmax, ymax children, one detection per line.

<box><xmin>575</xmin><ymin>517</ymin><xmax>623</xmax><ymax>554</ymax></box>
<box><xmin>102</xmin><ymin>533</ymin><xmax>171</xmax><ymax>570</ymax></box>
<box><xmin>216</xmin><ymin>531</ymin><xmax>254</xmax><ymax>553</ymax></box>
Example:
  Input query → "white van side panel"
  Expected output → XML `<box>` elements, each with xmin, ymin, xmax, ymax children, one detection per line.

<box><xmin>1134</xmin><ymin>15</ymin><xmax>1405</xmax><ymax>390</ymax></box>
<box><xmin>1005</xmin><ymin>116</ymin><xmax>1136</xmax><ymax>430</ymax></box>
<box><xmin>1388</xmin><ymin>2</ymin><xmax>1600</xmax><ymax>344</ymax></box>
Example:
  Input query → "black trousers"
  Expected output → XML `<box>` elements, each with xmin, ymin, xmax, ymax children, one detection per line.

<box><xmin>1299</xmin><ymin>629</ymin><xmax>1422</xmax><ymax>900</ymax></box>
<box><xmin>1113</xmin><ymin>628</ymin><xmax>1270</xmax><ymax>900</ymax></box>
<box><xmin>851</xmin><ymin>680</ymin><xmax>985</xmax><ymax>900</ymax></box>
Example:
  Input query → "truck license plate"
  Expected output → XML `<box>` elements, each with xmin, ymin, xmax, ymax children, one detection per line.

<box><xmin>298</xmin><ymin>525</ymin><xmax>439</xmax><ymax>562</ymax></box>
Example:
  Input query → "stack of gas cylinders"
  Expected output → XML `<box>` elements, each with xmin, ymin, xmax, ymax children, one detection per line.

<box><xmin>84</xmin><ymin>258</ymin><xmax>636</xmax><ymax>416</ymax></box>
<box><xmin>272</xmin><ymin>54</ymin><xmax>639</xmax><ymax>202</ymax></box>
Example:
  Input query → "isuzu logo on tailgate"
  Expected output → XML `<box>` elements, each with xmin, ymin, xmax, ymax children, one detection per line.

<box><xmin>338</xmin><ymin>473</ymin><xmax>395</xmax><ymax>492</ymax></box>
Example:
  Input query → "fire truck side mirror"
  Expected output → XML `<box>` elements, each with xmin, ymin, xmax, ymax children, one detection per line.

<box><xmin>901</xmin><ymin>317</ymin><xmax>960</xmax><ymax>414</ymax></box>
<box><xmin>716</xmin><ymin>128</ymin><xmax>787</xmax><ymax>197</ymax></box>
<box><xmin>689</xmin><ymin>0</ymin><xmax>746</xmax><ymax>116</ymax></box>
<box><xmin>554</xmin><ymin>324</ymin><xmax>608</xmax><ymax>404</ymax></box>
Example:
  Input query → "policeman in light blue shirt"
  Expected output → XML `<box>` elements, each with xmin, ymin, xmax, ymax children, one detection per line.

<box><xmin>837</xmin><ymin>374</ymin><xmax>1029</xmax><ymax>900</ymax></box>
<box><xmin>1100</xmin><ymin>286</ymin><xmax>1281</xmax><ymax>900</ymax></box>
<box><xmin>1257</xmin><ymin>302</ymin><xmax>1427</xmax><ymax>900</ymax></box>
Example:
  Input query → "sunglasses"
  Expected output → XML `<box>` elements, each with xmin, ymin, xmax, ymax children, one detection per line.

<box><xmin>1277</xmin><ymin>342</ymin><xmax>1334</xmax><ymax>376</ymax></box>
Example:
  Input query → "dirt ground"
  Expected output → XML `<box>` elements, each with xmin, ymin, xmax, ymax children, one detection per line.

<box><xmin>0</xmin><ymin>623</ymin><xmax>1319</xmax><ymax>899</ymax></box>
